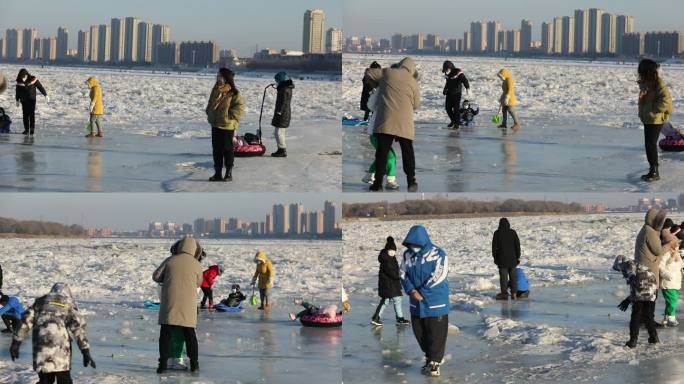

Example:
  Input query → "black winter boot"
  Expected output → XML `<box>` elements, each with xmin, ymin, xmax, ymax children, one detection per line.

<box><xmin>641</xmin><ymin>166</ymin><xmax>660</xmax><ymax>182</ymax></box>
<box><xmin>370</xmin><ymin>316</ymin><xmax>383</xmax><ymax>326</ymax></box>
<box><xmin>369</xmin><ymin>181</ymin><xmax>383</xmax><ymax>192</ymax></box>
<box><xmin>209</xmin><ymin>169</ymin><xmax>224</xmax><ymax>182</ymax></box>
<box><xmin>224</xmin><ymin>168</ymin><xmax>233</xmax><ymax>181</ymax></box>
<box><xmin>157</xmin><ymin>359</ymin><xmax>167</xmax><ymax>374</ymax></box>
<box><xmin>271</xmin><ymin>148</ymin><xmax>287</xmax><ymax>157</ymax></box>
<box><xmin>396</xmin><ymin>317</ymin><xmax>410</xmax><ymax>325</ymax></box>
<box><xmin>625</xmin><ymin>338</ymin><xmax>637</xmax><ymax>348</ymax></box>
<box><xmin>190</xmin><ymin>360</ymin><xmax>199</xmax><ymax>373</ymax></box>
<box><xmin>648</xmin><ymin>335</ymin><xmax>659</xmax><ymax>344</ymax></box>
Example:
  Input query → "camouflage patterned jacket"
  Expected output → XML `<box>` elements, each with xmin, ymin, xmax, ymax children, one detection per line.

<box><xmin>14</xmin><ymin>283</ymin><xmax>90</xmax><ymax>373</ymax></box>
<box><xmin>613</xmin><ymin>256</ymin><xmax>658</xmax><ymax>302</ymax></box>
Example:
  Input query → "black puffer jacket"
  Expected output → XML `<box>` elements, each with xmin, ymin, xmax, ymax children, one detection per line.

<box><xmin>492</xmin><ymin>218</ymin><xmax>521</xmax><ymax>268</ymax></box>
<box><xmin>443</xmin><ymin>69</ymin><xmax>469</xmax><ymax>96</ymax></box>
<box><xmin>360</xmin><ymin>75</ymin><xmax>378</xmax><ymax>112</ymax></box>
<box><xmin>271</xmin><ymin>80</ymin><xmax>294</xmax><ymax>128</ymax></box>
<box><xmin>377</xmin><ymin>249</ymin><xmax>402</xmax><ymax>299</ymax></box>
<box><xmin>15</xmin><ymin>70</ymin><xmax>47</xmax><ymax>102</ymax></box>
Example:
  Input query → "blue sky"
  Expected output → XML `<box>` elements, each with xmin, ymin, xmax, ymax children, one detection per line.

<box><xmin>0</xmin><ymin>193</ymin><xmax>342</xmax><ymax>230</ymax></box>
<box><xmin>344</xmin><ymin>0</ymin><xmax>683</xmax><ymax>39</ymax></box>
<box><xmin>0</xmin><ymin>0</ymin><xmax>341</xmax><ymax>56</ymax></box>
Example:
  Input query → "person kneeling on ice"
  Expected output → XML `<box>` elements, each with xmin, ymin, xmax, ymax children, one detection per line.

<box><xmin>0</xmin><ymin>107</ymin><xmax>11</xmax><ymax>133</ymax></box>
<box><xmin>251</xmin><ymin>250</ymin><xmax>274</xmax><ymax>310</ymax></box>
<box><xmin>271</xmin><ymin>72</ymin><xmax>294</xmax><ymax>158</ymax></box>
<box><xmin>401</xmin><ymin>225</ymin><xmax>449</xmax><ymax>377</ymax></box>
<box><xmin>658</xmin><ymin>226</ymin><xmax>683</xmax><ymax>327</ymax></box>
<box><xmin>200</xmin><ymin>264</ymin><xmax>223</xmax><ymax>309</ymax></box>
<box><xmin>0</xmin><ymin>294</ymin><xmax>24</xmax><ymax>333</ymax></box>
<box><xmin>10</xmin><ymin>283</ymin><xmax>96</xmax><ymax>384</ymax></box>
<box><xmin>371</xmin><ymin>236</ymin><xmax>410</xmax><ymax>326</ymax></box>
<box><xmin>85</xmin><ymin>76</ymin><xmax>104</xmax><ymax>138</ymax></box>
<box><xmin>220</xmin><ymin>284</ymin><xmax>247</xmax><ymax>307</ymax></box>
<box><xmin>509</xmin><ymin>267</ymin><xmax>530</xmax><ymax>298</ymax></box>
<box><xmin>289</xmin><ymin>285</ymin><xmax>351</xmax><ymax>321</ymax></box>
<box><xmin>153</xmin><ymin>236</ymin><xmax>205</xmax><ymax>373</ymax></box>
<box><xmin>613</xmin><ymin>255</ymin><xmax>659</xmax><ymax>348</ymax></box>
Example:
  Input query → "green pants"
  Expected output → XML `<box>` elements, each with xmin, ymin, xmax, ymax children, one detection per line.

<box><xmin>662</xmin><ymin>288</ymin><xmax>680</xmax><ymax>317</ymax></box>
<box><xmin>171</xmin><ymin>328</ymin><xmax>185</xmax><ymax>358</ymax></box>
<box><xmin>367</xmin><ymin>134</ymin><xmax>396</xmax><ymax>177</ymax></box>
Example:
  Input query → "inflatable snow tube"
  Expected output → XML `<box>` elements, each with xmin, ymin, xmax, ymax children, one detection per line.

<box><xmin>342</xmin><ymin>117</ymin><xmax>368</xmax><ymax>127</ymax></box>
<box><xmin>299</xmin><ymin>313</ymin><xmax>343</xmax><ymax>328</ymax></box>
<box><xmin>234</xmin><ymin>143</ymin><xmax>266</xmax><ymax>157</ymax></box>
<box><xmin>213</xmin><ymin>303</ymin><xmax>243</xmax><ymax>312</ymax></box>
<box><xmin>144</xmin><ymin>300</ymin><xmax>160</xmax><ymax>309</ymax></box>
<box><xmin>659</xmin><ymin>137</ymin><xmax>684</xmax><ymax>152</ymax></box>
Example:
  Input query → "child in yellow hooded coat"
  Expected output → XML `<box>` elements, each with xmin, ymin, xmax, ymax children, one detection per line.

<box><xmin>86</xmin><ymin>77</ymin><xmax>104</xmax><ymax>137</ymax></box>
<box><xmin>251</xmin><ymin>250</ymin><xmax>274</xmax><ymax>310</ymax></box>
<box><xmin>497</xmin><ymin>68</ymin><xmax>521</xmax><ymax>130</ymax></box>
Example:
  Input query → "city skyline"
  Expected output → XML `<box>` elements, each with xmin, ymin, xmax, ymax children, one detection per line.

<box><xmin>343</xmin><ymin>0</ymin><xmax>683</xmax><ymax>39</ymax></box>
<box><xmin>0</xmin><ymin>0</ymin><xmax>342</xmax><ymax>56</ymax></box>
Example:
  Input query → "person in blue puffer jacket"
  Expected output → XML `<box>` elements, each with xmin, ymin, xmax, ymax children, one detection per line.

<box><xmin>510</xmin><ymin>267</ymin><xmax>529</xmax><ymax>298</ymax></box>
<box><xmin>400</xmin><ymin>225</ymin><xmax>449</xmax><ymax>377</ymax></box>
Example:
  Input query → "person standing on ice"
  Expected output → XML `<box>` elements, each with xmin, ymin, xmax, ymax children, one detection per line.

<box><xmin>613</xmin><ymin>255</ymin><xmax>659</xmax><ymax>348</ymax></box>
<box><xmin>442</xmin><ymin>61</ymin><xmax>470</xmax><ymax>129</ymax></box>
<box><xmin>251</xmin><ymin>250</ymin><xmax>274</xmax><ymax>310</ymax></box>
<box><xmin>492</xmin><ymin>218</ymin><xmax>521</xmax><ymax>300</ymax></box>
<box><xmin>206</xmin><ymin>67</ymin><xmax>244</xmax><ymax>182</ymax></box>
<box><xmin>371</xmin><ymin>236</ymin><xmax>410</xmax><ymax>326</ymax></box>
<box><xmin>360</xmin><ymin>61</ymin><xmax>381</xmax><ymax>121</ymax></box>
<box><xmin>496</xmin><ymin>68</ymin><xmax>521</xmax><ymax>130</ymax></box>
<box><xmin>270</xmin><ymin>72</ymin><xmax>294</xmax><ymax>158</ymax></box>
<box><xmin>85</xmin><ymin>77</ymin><xmax>104</xmax><ymax>138</ymax></box>
<box><xmin>153</xmin><ymin>236</ymin><xmax>205</xmax><ymax>373</ymax></box>
<box><xmin>10</xmin><ymin>283</ymin><xmax>96</xmax><ymax>383</ymax></box>
<box><xmin>365</xmin><ymin>57</ymin><xmax>421</xmax><ymax>192</ymax></box>
<box><xmin>637</xmin><ymin>59</ymin><xmax>673</xmax><ymax>182</ymax></box>
<box><xmin>634</xmin><ymin>208</ymin><xmax>677</xmax><ymax>290</ymax></box>
<box><xmin>200</xmin><ymin>264</ymin><xmax>223</xmax><ymax>309</ymax></box>
<box><xmin>658</xmin><ymin>225</ymin><xmax>683</xmax><ymax>327</ymax></box>
<box><xmin>15</xmin><ymin>68</ymin><xmax>48</xmax><ymax>135</ymax></box>
<box><xmin>400</xmin><ymin>225</ymin><xmax>449</xmax><ymax>377</ymax></box>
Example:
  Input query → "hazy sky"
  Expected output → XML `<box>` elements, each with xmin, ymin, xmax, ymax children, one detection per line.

<box><xmin>0</xmin><ymin>0</ymin><xmax>341</xmax><ymax>56</ymax></box>
<box><xmin>0</xmin><ymin>193</ymin><xmax>342</xmax><ymax>231</ymax></box>
<box><xmin>344</xmin><ymin>0</ymin><xmax>683</xmax><ymax>39</ymax></box>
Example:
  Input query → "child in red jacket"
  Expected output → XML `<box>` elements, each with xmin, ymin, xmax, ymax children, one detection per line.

<box><xmin>200</xmin><ymin>265</ymin><xmax>223</xmax><ymax>309</ymax></box>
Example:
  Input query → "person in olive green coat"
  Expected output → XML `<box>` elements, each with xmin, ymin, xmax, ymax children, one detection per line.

<box><xmin>637</xmin><ymin>59</ymin><xmax>673</xmax><ymax>182</ymax></box>
<box><xmin>206</xmin><ymin>68</ymin><xmax>244</xmax><ymax>182</ymax></box>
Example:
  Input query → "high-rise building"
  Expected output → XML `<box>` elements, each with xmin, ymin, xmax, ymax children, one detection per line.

<box><xmin>324</xmin><ymin>201</ymin><xmax>336</xmax><ymax>234</ymax></box>
<box><xmin>152</xmin><ymin>24</ymin><xmax>171</xmax><ymax>64</ymax></box>
<box><xmin>40</xmin><ymin>36</ymin><xmax>57</xmax><ymax>61</ymax></box>
<box><xmin>289</xmin><ymin>203</ymin><xmax>304</xmax><ymax>235</ymax></box>
<box><xmin>621</xmin><ymin>32</ymin><xmax>644</xmax><ymax>57</ymax></box>
<box><xmin>308</xmin><ymin>210</ymin><xmax>324</xmax><ymax>234</ymax></box>
<box><xmin>0</xmin><ymin>39</ymin><xmax>4</xmax><ymax>59</ymax></box>
<box><xmin>425</xmin><ymin>34</ymin><xmax>440</xmax><ymax>51</ymax></box>
<box><xmin>498</xmin><ymin>30</ymin><xmax>507</xmax><ymax>52</ymax></box>
<box><xmin>326</xmin><ymin>27</ymin><xmax>342</xmax><ymax>53</ymax></box>
<box><xmin>97</xmin><ymin>24</ymin><xmax>110</xmax><ymax>63</ymax></box>
<box><xmin>505</xmin><ymin>29</ymin><xmax>521</xmax><ymax>53</ymax></box>
<box><xmin>156</xmin><ymin>42</ymin><xmax>178</xmax><ymax>66</ymax></box>
<box><xmin>588</xmin><ymin>8</ymin><xmax>603</xmax><ymax>54</ymax></box>
<box><xmin>601</xmin><ymin>13</ymin><xmax>617</xmax><ymax>54</ymax></box>
<box><xmin>89</xmin><ymin>25</ymin><xmax>99</xmax><ymax>62</ymax></box>
<box><xmin>124</xmin><ymin>17</ymin><xmax>140</xmax><ymax>63</ymax></box>
<box><xmin>644</xmin><ymin>32</ymin><xmax>684</xmax><ymax>58</ymax></box>
<box><xmin>273</xmin><ymin>204</ymin><xmax>290</xmax><ymax>234</ymax></box>
<box><xmin>486</xmin><ymin>21</ymin><xmax>501</xmax><ymax>53</ymax></box>
<box><xmin>463</xmin><ymin>31</ymin><xmax>472</xmax><ymax>52</ymax></box>
<box><xmin>22</xmin><ymin>28</ymin><xmax>38</xmax><ymax>60</ymax></box>
<box><xmin>57</xmin><ymin>27</ymin><xmax>69</xmax><ymax>60</ymax></box>
<box><xmin>213</xmin><ymin>218</ymin><xmax>226</xmax><ymax>234</ymax></box>
<box><xmin>179</xmin><ymin>41</ymin><xmax>218</xmax><ymax>67</ymax></box>
<box><xmin>541</xmin><ymin>22</ymin><xmax>553</xmax><ymax>54</ymax></box>
<box><xmin>616</xmin><ymin>15</ymin><xmax>635</xmax><ymax>55</ymax></box>
<box><xmin>470</xmin><ymin>22</ymin><xmax>486</xmax><ymax>53</ymax></box>
<box><xmin>520</xmin><ymin>20</ymin><xmax>533</xmax><ymax>52</ymax></box>
<box><xmin>574</xmin><ymin>9</ymin><xmax>589</xmax><ymax>54</ymax></box>
<box><xmin>110</xmin><ymin>18</ymin><xmax>125</xmax><ymax>63</ymax></box>
<box><xmin>303</xmin><ymin>9</ymin><xmax>325</xmax><ymax>54</ymax></box>
<box><xmin>391</xmin><ymin>33</ymin><xmax>403</xmax><ymax>52</ymax></box>
<box><xmin>407</xmin><ymin>34</ymin><xmax>424</xmax><ymax>51</ymax></box>
<box><xmin>137</xmin><ymin>22</ymin><xmax>153</xmax><ymax>63</ymax></box>
<box><xmin>265</xmin><ymin>214</ymin><xmax>273</xmax><ymax>234</ymax></box>
<box><xmin>5</xmin><ymin>29</ymin><xmax>22</xmax><ymax>60</ymax></box>
<box><xmin>553</xmin><ymin>17</ymin><xmax>563</xmax><ymax>54</ymax></box>
<box><xmin>77</xmin><ymin>30</ymin><xmax>90</xmax><ymax>63</ymax></box>
<box><xmin>561</xmin><ymin>16</ymin><xmax>575</xmax><ymax>54</ymax></box>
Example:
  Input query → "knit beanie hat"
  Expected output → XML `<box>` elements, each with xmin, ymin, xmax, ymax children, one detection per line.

<box><xmin>385</xmin><ymin>236</ymin><xmax>397</xmax><ymax>251</ymax></box>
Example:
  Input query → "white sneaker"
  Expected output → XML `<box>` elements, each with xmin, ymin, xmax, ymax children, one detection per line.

<box><xmin>385</xmin><ymin>176</ymin><xmax>400</xmax><ymax>190</ymax></box>
<box><xmin>362</xmin><ymin>172</ymin><xmax>375</xmax><ymax>184</ymax></box>
<box><xmin>169</xmin><ymin>358</ymin><xmax>187</xmax><ymax>370</ymax></box>
<box><xmin>668</xmin><ymin>316</ymin><xmax>679</xmax><ymax>326</ymax></box>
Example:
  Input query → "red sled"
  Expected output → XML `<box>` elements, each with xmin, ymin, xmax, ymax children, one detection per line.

<box><xmin>232</xmin><ymin>83</ymin><xmax>276</xmax><ymax>157</ymax></box>
<box><xmin>659</xmin><ymin>137</ymin><xmax>684</xmax><ymax>152</ymax></box>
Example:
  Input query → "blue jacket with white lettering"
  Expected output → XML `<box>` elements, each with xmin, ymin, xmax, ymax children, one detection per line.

<box><xmin>400</xmin><ymin>225</ymin><xmax>450</xmax><ymax>318</ymax></box>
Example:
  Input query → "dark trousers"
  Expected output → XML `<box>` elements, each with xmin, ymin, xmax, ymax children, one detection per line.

<box><xmin>445</xmin><ymin>93</ymin><xmax>461</xmax><ymax>124</ymax></box>
<box><xmin>411</xmin><ymin>314</ymin><xmax>448</xmax><ymax>363</ymax></box>
<box><xmin>499</xmin><ymin>267</ymin><xmax>517</xmax><ymax>294</ymax></box>
<box><xmin>211</xmin><ymin>127</ymin><xmax>235</xmax><ymax>176</ymax></box>
<box><xmin>200</xmin><ymin>287</ymin><xmax>213</xmax><ymax>307</ymax></box>
<box><xmin>630</xmin><ymin>300</ymin><xmax>658</xmax><ymax>340</ymax></box>
<box><xmin>644</xmin><ymin>124</ymin><xmax>663</xmax><ymax>168</ymax></box>
<box><xmin>38</xmin><ymin>371</ymin><xmax>72</xmax><ymax>384</ymax></box>
<box><xmin>363</xmin><ymin>109</ymin><xmax>371</xmax><ymax>121</ymax></box>
<box><xmin>2</xmin><ymin>314</ymin><xmax>19</xmax><ymax>332</ymax></box>
<box><xmin>21</xmin><ymin>99</ymin><xmax>36</xmax><ymax>133</ymax></box>
<box><xmin>373</xmin><ymin>133</ymin><xmax>416</xmax><ymax>186</ymax></box>
<box><xmin>159</xmin><ymin>324</ymin><xmax>198</xmax><ymax>367</ymax></box>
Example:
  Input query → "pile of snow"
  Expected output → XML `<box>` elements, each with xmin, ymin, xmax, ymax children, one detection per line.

<box><xmin>481</xmin><ymin>315</ymin><xmax>569</xmax><ymax>347</ymax></box>
<box><xmin>343</xmin><ymin>54</ymin><xmax>684</xmax><ymax>128</ymax></box>
<box><xmin>0</xmin><ymin>64</ymin><xmax>340</xmax><ymax>137</ymax></box>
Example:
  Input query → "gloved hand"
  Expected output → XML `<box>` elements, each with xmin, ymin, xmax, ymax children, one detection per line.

<box><xmin>618</xmin><ymin>298</ymin><xmax>631</xmax><ymax>312</ymax></box>
<box><xmin>82</xmin><ymin>348</ymin><xmax>96</xmax><ymax>368</ymax></box>
<box><xmin>10</xmin><ymin>339</ymin><xmax>21</xmax><ymax>361</ymax></box>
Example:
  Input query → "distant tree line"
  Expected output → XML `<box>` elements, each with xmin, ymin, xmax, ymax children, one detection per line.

<box><xmin>0</xmin><ymin>217</ymin><xmax>84</xmax><ymax>237</ymax></box>
<box><xmin>343</xmin><ymin>199</ymin><xmax>584</xmax><ymax>218</ymax></box>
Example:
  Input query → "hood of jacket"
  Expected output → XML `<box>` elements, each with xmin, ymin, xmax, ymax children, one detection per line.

<box><xmin>46</xmin><ymin>282</ymin><xmax>75</xmax><ymax>306</ymax></box>
<box><xmin>254</xmin><ymin>249</ymin><xmax>269</xmax><ymax>263</ymax></box>
<box><xmin>498</xmin><ymin>68</ymin><xmax>511</xmax><ymax>80</ymax></box>
<box><xmin>645</xmin><ymin>208</ymin><xmax>667</xmax><ymax>231</ymax></box>
<box><xmin>277</xmin><ymin>79</ymin><xmax>294</xmax><ymax>89</ymax></box>
<box><xmin>402</xmin><ymin>225</ymin><xmax>432</xmax><ymax>249</ymax></box>
<box><xmin>397</xmin><ymin>57</ymin><xmax>417</xmax><ymax>78</ymax></box>
<box><xmin>86</xmin><ymin>77</ymin><xmax>99</xmax><ymax>88</ymax></box>
<box><xmin>498</xmin><ymin>218</ymin><xmax>511</xmax><ymax>230</ymax></box>
<box><xmin>174</xmin><ymin>236</ymin><xmax>199</xmax><ymax>258</ymax></box>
